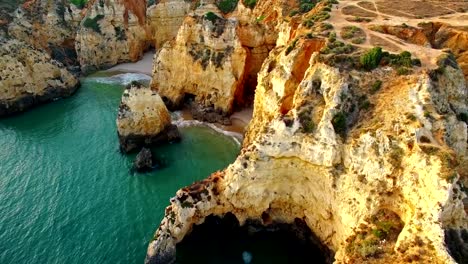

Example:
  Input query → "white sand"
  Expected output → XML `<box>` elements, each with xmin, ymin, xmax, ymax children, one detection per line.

<box><xmin>106</xmin><ymin>51</ymin><xmax>155</xmax><ymax>75</ymax></box>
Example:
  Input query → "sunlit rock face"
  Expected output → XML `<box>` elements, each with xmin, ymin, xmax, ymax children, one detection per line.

<box><xmin>75</xmin><ymin>0</ymin><xmax>151</xmax><ymax>74</ymax></box>
<box><xmin>117</xmin><ymin>82</ymin><xmax>180</xmax><ymax>153</ymax></box>
<box><xmin>7</xmin><ymin>0</ymin><xmax>82</xmax><ymax>69</ymax></box>
<box><xmin>150</xmin><ymin>6</ymin><xmax>247</xmax><ymax>115</ymax></box>
<box><xmin>0</xmin><ymin>38</ymin><xmax>79</xmax><ymax>117</ymax></box>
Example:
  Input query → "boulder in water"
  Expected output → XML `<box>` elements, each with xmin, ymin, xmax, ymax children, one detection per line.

<box><xmin>117</xmin><ymin>82</ymin><xmax>181</xmax><ymax>153</ymax></box>
<box><xmin>133</xmin><ymin>148</ymin><xmax>153</xmax><ymax>172</ymax></box>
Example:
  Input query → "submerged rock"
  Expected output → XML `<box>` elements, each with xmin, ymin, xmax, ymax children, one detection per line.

<box><xmin>0</xmin><ymin>38</ymin><xmax>79</xmax><ymax>117</ymax></box>
<box><xmin>117</xmin><ymin>82</ymin><xmax>181</xmax><ymax>153</ymax></box>
<box><xmin>133</xmin><ymin>147</ymin><xmax>154</xmax><ymax>172</ymax></box>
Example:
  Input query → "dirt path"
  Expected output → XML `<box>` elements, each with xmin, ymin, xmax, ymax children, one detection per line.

<box><xmin>328</xmin><ymin>0</ymin><xmax>468</xmax><ymax>67</ymax></box>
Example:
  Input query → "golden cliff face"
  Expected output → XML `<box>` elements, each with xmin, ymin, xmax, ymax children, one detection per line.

<box><xmin>0</xmin><ymin>38</ymin><xmax>79</xmax><ymax>116</ymax></box>
<box><xmin>150</xmin><ymin>4</ymin><xmax>248</xmax><ymax>114</ymax></box>
<box><xmin>146</xmin><ymin>1</ymin><xmax>468</xmax><ymax>263</ymax></box>
<box><xmin>75</xmin><ymin>0</ymin><xmax>150</xmax><ymax>74</ymax></box>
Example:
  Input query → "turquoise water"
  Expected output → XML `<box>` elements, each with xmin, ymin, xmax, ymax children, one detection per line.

<box><xmin>0</xmin><ymin>76</ymin><xmax>239</xmax><ymax>264</ymax></box>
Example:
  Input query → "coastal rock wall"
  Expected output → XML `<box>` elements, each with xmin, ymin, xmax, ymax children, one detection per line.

<box><xmin>117</xmin><ymin>82</ymin><xmax>180</xmax><ymax>153</ymax></box>
<box><xmin>0</xmin><ymin>38</ymin><xmax>79</xmax><ymax>116</ymax></box>
<box><xmin>147</xmin><ymin>0</ymin><xmax>193</xmax><ymax>49</ymax></box>
<box><xmin>146</xmin><ymin>34</ymin><xmax>467</xmax><ymax>263</ymax></box>
<box><xmin>7</xmin><ymin>0</ymin><xmax>82</xmax><ymax>69</ymax></box>
<box><xmin>150</xmin><ymin>5</ymin><xmax>247</xmax><ymax>114</ymax></box>
<box><xmin>75</xmin><ymin>0</ymin><xmax>151</xmax><ymax>74</ymax></box>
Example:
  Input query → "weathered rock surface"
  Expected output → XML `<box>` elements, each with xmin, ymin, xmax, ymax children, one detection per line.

<box><xmin>146</xmin><ymin>9</ymin><xmax>467</xmax><ymax>263</ymax></box>
<box><xmin>147</xmin><ymin>0</ymin><xmax>193</xmax><ymax>49</ymax></box>
<box><xmin>8</xmin><ymin>0</ymin><xmax>81</xmax><ymax>69</ymax></box>
<box><xmin>0</xmin><ymin>38</ymin><xmax>79</xmax><ymax>117</ymax></box>
<box><xmin>75</xmin><ymin>0</ymin><xmax>151</xmax><ymax>74</ymax></box>
<box><xmin>133</xmin><ymin>147</ymin><xmax>154</xmax><ymax>172</ymax></box>
<box><xmin>150</xmin><ymin>6</ymin><xmax>247</xmax><ymax>115</ymax></box>
<box><xmin>117</xmin><ymin>82</ymin><xmax>180</xmax><ymax>153</ymax></box>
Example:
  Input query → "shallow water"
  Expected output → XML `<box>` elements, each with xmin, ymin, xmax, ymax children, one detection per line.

<box><xmin>0</xmin><ymin>76</ymin><xmax>239</xmax><ymax>264</ymax></box>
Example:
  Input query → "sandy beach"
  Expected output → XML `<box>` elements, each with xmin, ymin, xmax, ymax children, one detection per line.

<box><xmin>106</xmin><ymin>51</ymin><xmax>155</xmax><ymax>75</ymax></box>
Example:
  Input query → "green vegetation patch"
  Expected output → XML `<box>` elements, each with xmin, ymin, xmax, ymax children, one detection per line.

<box><xmin>204</xmin><ymin>12</ymin><xmax>221</xmax><ymax>23</ymax></box>
<box><xmin>216</xmin><ymin>0</ymin><xmax>238</xmax><ymax>13</ymax></box>
<box><xmin>70</xmin><ymin>0</ymin><xmax>88</xmax><ymax>9</ymax></box>
<box><xmin>243</xmin><ymin>0</ymin><xmax>256</xmax><ymax>8</ymax></box>
<box><xmin>332</xmin><ymin>111</ymin><xmax>347</xmax><ymax>137</ymax></box>
<box><xmin>83</xmin><ymin>14</ymin><xmax>105</xmax><ymax>33</ymax></box>
<box><xmin>360</xmin><ymin>47</ymin><xmax>383</xmax><ymax>71</ymax></box>
<box><xmin>298</xmin><ymin>107</ymin><xmax>315</xmax><ymax>133</ymax></box>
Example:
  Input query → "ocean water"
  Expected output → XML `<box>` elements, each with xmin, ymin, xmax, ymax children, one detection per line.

<box><xmin>0</xmin><ymin>75</ymin><xmax>239</xmax><ymax>264</ymax></box>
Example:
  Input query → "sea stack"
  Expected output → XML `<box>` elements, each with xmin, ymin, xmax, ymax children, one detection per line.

<box><xmin>117</xmin><ymin>82</ymin><xmax>180</xmax><ymax>153</ymax></box>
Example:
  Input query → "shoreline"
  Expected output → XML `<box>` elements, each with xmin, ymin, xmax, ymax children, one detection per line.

<box><xmin>102</xmin><ymin>52</ymin><xmax>253</xmax><ymax>144</ymax></box>
<box><xmin>173</xmin><ymin>108</ymin><xmax>253</xmax><ymax>145</ymax></box>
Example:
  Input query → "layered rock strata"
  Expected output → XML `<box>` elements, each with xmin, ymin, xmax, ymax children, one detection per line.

<box><xmin>75</xmin><ymin>0</ymin><xmax>151</xmax><ymax>74</ymax></box>
<box><xmin>8</xmin><ymin>0</ymin><xmax>82</xmax><ymax>70</ymax></box>
<box><xmin>0</xmin><ymin>38</ymin><xmax>79</xmax><ymax>117</ymax></box>
<box><xmin>146</xmin><ymin>26</ymin><xmax>467</xmax><ymax>264</ymax></box>
<box><xmin>150</xmin><ymin>5</ymin><xmax>247</xmax><ymax>115</ymax></box>
<box><xmin>117</xmin><ymin>82</ymin><xmax>180</xmax><ymax>153</ymax></box>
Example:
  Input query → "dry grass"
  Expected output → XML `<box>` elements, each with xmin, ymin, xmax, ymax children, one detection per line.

<box><xmin>342</xmin><ymin>5</ymin><xmax>377</xmax><ymax>17</ymax></box>
<box><xmin>375</xmin><ymin>0</ymin><xmax>464</xmax><ymax>18</ymax></box>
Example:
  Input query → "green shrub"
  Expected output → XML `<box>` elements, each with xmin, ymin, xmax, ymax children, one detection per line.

<box><xmin>332</xmin><ymin>112</ymin><xmax>347</xmax><ymax>136</ymax></box>
<box><xmin>397</xmin><ymin>67</ymin><xmax>410</xmax><ymax>75</ymax></box>
<box><xmin>289</xmin><ymin>10</ymin><xmax>299</xmax><ymax>16</ymax></box>
<box><xmin>285</xmin><ymin>39</ymin><xmax>298</xmax><ymax>55</ymax></box>
<box><xmin>303</xmin><ymin>19</ymin><xmax>314</xmax><ymax>28</ymax></box>
<box><xmin>351</xmin><ymin>37</ymin><xmax>365</xmax><ymax>44</ymax></box>
<box><xmin>371</xmin><ymin>80</ymin><xmax>382</xmax><ymax>93</ymax></box>
<box><xmin>360</xmin><ymin>47</ymin><xmax>383</xmax><ymax>71</ymax></box>
<box><xmin>216</xmin><ymin>0</ymin><xmax>238</xmax><ymax>13</ymax></box>
<box><xmin>299</xmin><ymin>110</ymin><xmax>315</xmax><ymax>133</ymax></box>
<box><xmin>255</xmin><ymin>15</ymin><xmax>266</xmax><ymax>23</ymax></box>
<box><xmin>300</xmin><ymin>3</ymin><xmax>315</xmax><ymax>13</ymax></box>
<box><xmin>243</xmin><ymin>0</ymin><xmax>256</xmax><ymax>8</ymax></box>
<box><xmin>204</xmin><ymin>12</ymin><xmax>220</xmax><ymax>23</ymax></box>
<box><xmin>70</xmin><ymin>0</ymin><xmax>88</xmax><ymax>9</ymax></box>
<box><xmin>83</xmin><ymin>14</ymin><xmax>105</xmax><ymax>33</ymax></box>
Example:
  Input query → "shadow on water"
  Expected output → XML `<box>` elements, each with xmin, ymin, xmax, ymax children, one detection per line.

<box><xmin>176</xmin><ymin>213</ymin><xmax>334</xmax><ymax>264</ymax></box>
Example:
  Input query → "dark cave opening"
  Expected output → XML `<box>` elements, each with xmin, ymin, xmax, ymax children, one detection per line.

<box><xmin>175</xmin><ymin>213</ymin><xmax>334</xmax><ymax>264</ymax></box>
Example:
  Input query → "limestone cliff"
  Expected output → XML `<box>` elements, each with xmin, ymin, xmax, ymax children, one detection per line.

<box><xmin>146</xmin><ymin>1</ymin><xmax>468</xmax><ymax>263</ymax></box>
<box><xmin>0</xmin><ymin>38</ymin><xmax>79</xmax><ymax>117</ymax></box>
<box><xmin>150</xmin><ymin>5</ymin><xmax>247</xmax><ymax>115</ymax></box>
<box><xmin>149</xmin><ymin>0</ymin><xmax>276</xmax><ymax>118</ymax></box>
<box><xmin>7</xmin><ymin>0</ymin><xmax>81</xmax><ymax>69</ymax></box>
<box><xmin>75</xmin><ymin>0</ymin><xmax>151</xmax><ymax>74</ymax></box>
<box><xmin>117</xmin><ymin>82</ymin><xmax>180</xmax><ymax>153</ymax></box>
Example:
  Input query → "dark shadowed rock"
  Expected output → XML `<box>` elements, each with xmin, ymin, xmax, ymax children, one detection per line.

<box><xmin>133</xmin><ymin>148</ymin><xmax>153</xmax><ymax>172</ymax></box>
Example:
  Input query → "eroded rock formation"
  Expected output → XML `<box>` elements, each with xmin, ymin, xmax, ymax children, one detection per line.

<box><xmin>75</xmin><ymin>0</ymin><xmax>151</xmax><ymax>74</ymax></box>
<box><xmin>0</xmin><ymin>38</ymin><xmax>79</xmax><ymax>117</ymax></box>
<box><xmin>146</xmin><ymin>1</ymin><xmax>468</xmax><ymax>263</ymax></box>
<box><xmin>117</xmin><ymin>82</ymin><xmax>180</xmax><ymax>153</ymax></box>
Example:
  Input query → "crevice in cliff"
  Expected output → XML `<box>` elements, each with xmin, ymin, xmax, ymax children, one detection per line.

<box><xmin>176</xmin><ymin>213</ymin><xmax>334</xmax><ymax>264</ymax></box>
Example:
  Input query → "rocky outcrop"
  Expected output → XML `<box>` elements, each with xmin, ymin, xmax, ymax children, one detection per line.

<box><xmin>0</xmin><ymin>38</ymin><xmax>79</xmax><ymax>117</ymax></box>
<box><xmin>75</xmin><ymin>0</ymin><xmax>151</xmax><ymax>74</ymax></box>
<box><xmin>117</xmin><ymin>82</ymin><xmax>180</xmax><ymax>153</ymax></box>
<box><xmin>146</xmin><ymin>16</ymin><xmax>467</xmax><ymax>264</ymax></box>
<box><xmin>150</xmin><ymin>5</ymin><xmax>248</xmax><ymax>115</ymax></box>
<box><xmin>147</xmin><ymin>0</ymin><xmax>193</xmax><ymax>49</ymax></box>
<box><xmin>371</xmin><ymin>23</ymin><xmax>468</xmax><ymax>81</ymax></box>
<box><xmin>7</xmin><ymin>0</ymin><xmax>81</xmax><ymax>70</ymax></box>
<box><xmin>133</xmin><ymin>147</ymin><xmax>154</xmax><ymax>172</ymax></box>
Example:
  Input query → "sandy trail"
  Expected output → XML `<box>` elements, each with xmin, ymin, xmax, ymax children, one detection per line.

<box><xmin>328</xmin><ymin>0</ymin><xmax>468</xmax><ymax>67</ymax></box>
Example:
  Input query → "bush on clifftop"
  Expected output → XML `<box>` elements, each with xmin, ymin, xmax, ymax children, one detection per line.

<box><xmin>216</xmin><ymin>0</ymin><xmax>238</xmax><ymax>13</ymax></box>
<box><xmin>70</xmin><ymin>0</ymin><xmax>88</xmax><ymax>9</ymax></box>
<box><xmin>360</xmin><ymin>47</ymin><xmax>383</xmax><ymax>71</ymax></box>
